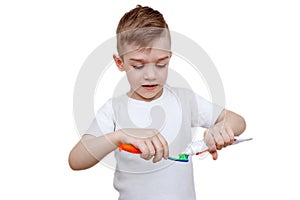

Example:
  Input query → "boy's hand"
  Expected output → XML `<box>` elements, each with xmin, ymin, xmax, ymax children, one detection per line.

<box><xmin>118</xmin><ymin>128</ymin><xmax>169</xmax><ymax>163</ymax></box>
<box><xmin>203</xmin><ymin>126</ymin><xmax>235</xmax><ymax>160</ymax></box>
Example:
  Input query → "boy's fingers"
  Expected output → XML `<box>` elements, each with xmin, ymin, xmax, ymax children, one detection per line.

<box><xmin>210</xmin><ymin>151</ymin><xmax>218</xmax><ymax>160</ymax></box>
<box><xmin>212</xmin><ymin>131</ymin><xmax>224</xmax><ymax>150</ymax></box>
<box><xmin>220</xmin><ymin>129</ymin><xmax>230</xmax><ymax>147</ymax></box>
<box><xmin>136</xmin><ymin>142</ymin><xmax>150</xmax><ymax>159</ymax></box>
<box><xmin>204</xmin><ymin>131</ymin><xmax>217</xmax><ymax>152</ymax></box>
<box><xmin>143</xmin><ymin>140</ymin><xmax>155</xmax><ymax>160</ymax></box>
<box><xmin>145</xmin><ymin>140</ymin><xmax>155</xmax><ymax>156</ymax></box>
<box><xmin>151</xmin><ymin>137</ymin><xmax>164</xmax><ymax>163</ymax></box>
<box><xmin>226</xmin><ymin>126</ymin><xmax>235</xmax><ymax>144</ymax></box>
<box><xmin>205</xmin><ymin>131</ymin><xmax>218</xmax><ymax>160</ymax></box>
<box><xmin>157</xmin><ymin>133</ymin><xmax>169</xmax><ymax>159</ymax></box>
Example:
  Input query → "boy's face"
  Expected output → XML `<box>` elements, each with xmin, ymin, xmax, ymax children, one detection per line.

<box><xmin>114</xmin><ymin>39</ymin><xmax>171</xmax><ymax>102</ymax></box>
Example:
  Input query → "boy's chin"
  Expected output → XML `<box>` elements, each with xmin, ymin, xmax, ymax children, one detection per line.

<box><xmin>142</xmin><ymin>94</ymin><xmax>158</xmax><ymax>100</ymax></box>
<box><xmin>131</xmin><ymin>91</ymin><xmax>162</xmax><ymax>101</ymax></box>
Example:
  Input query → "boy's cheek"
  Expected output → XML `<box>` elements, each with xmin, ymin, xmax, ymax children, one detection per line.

<box><xmin>122</xmin><ymin>64</ymin><xmax>131</xmax><ymax>72</ymax></box>
<box><xmin>126</xmin><ymin>74</ymin><xmax>141</xmax><ymax>89</ymax></box>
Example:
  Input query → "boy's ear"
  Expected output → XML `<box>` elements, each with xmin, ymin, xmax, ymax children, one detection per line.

<box><xmin>113</xmin><ymin>54</ymin><xmax>125</xmax><ymax>71</ymax></box>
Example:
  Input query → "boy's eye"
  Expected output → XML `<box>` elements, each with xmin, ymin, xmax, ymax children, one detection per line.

<box><xmin>156</xmin><ymin>63</ymin><xmax>167</xmax><ymax>68</ymax></box>
<box><xmin>132</xmin><ymin>65</ymin><xmax>144</xmax><ymax>69</ymax></box>
<box><xmin>131</xmin><ymin>62</ymin><xmax>168</xmax><ymax>69</ymax></box>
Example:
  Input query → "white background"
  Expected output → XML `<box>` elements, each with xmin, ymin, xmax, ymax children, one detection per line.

<box><xmin>1</xmin><ymin>0</ymin><xmax>299</xmax><ymax>199</ymax></box>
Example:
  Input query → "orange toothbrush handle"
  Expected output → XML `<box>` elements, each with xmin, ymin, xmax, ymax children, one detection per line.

<box><xmin>118</xmin><ymin>142</ymin><xmax>142</xmax><ymax>154</ymax></box>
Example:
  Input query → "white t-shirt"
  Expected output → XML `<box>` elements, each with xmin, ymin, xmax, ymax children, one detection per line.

<box><xmin>86</xmin><ymin>85</ymin><xmax>223</xmax><ymax>200</ymax></box>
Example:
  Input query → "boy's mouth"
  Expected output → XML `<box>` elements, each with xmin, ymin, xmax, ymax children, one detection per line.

<box><xmin>142</xmin><ymin>84</ymin><xmax>158</xmax><ymax>90</ymax></box>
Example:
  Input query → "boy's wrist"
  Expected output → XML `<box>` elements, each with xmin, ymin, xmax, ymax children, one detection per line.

<box><xmin>108</xmin><ymin>130</ymin><xmax>123</xmax><ymax>146</ymax></box>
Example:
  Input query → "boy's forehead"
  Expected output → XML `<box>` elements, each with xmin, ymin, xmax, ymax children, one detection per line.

<box><xmin>119</xmin><ymin>35</ymin><xmax>171</xmax><ymax>57</ymax></box>
<box><xmin>123</xmin><ymin>47</ymin><xmax>171</xmax><ymax>61</ymax></box>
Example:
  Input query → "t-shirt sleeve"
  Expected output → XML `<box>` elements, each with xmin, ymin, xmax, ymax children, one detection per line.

<box><xmin>85</xmin><ymin>99</ymin><xmax>115</xmax><ymax>137</ymax></box>
<box><xmin>191</xmin><ymin>93</ymin><xmax>224</xmax><ymax>128</ymax></box>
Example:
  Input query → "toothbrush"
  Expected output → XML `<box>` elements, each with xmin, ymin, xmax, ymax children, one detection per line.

<box><xmin>118</xmin><ymin>142</ymin><xmax>191</xmax><ymax>162</ymax></box>
<box><xmin>118</xmin><ymin>137</ymin><xmax>252</xmax><ymax>162</ymax></box>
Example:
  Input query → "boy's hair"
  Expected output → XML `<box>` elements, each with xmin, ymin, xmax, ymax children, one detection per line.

<box><xmin>116</xmin><ymin>5</ymin><xmax>170</xmax><ymax>55</ymax></box>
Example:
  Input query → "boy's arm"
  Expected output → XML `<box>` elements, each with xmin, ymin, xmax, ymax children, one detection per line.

<box><xmin>68</xmin><ymin>128</ymin><xmax>169</xmax><ymax>170</ymax></box>
<box><xmin>68</xmin><ymin>132</ymin><xmax>119</xmax><ymax>170</ymax></box>
<box><xmin>204</xmin><ymin>109</ymin><xmax>246</xmax><ymax>160</ymax></box>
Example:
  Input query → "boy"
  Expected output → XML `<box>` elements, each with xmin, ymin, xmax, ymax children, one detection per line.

<box><xmin>69</xmin><ymin>5</ymin><xmax>246</xmax><ymax>200</ymax></box>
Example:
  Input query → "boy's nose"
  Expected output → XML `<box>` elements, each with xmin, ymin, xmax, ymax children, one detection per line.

<box><xmin>143</xmin><ymin>65</ymin><xmax>156</xmax><ymax>80</ymax></box>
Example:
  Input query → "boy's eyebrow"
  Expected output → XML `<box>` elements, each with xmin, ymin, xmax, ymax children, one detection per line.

<box><xmin>157</xmin><ymin>56</ymin><xmax>170</xmax><ymax>61</ymax></box>
<box><xmin>129</xmin><ymin>58</ymin><xmax>144</xmax><ymax>62</ymax></box>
